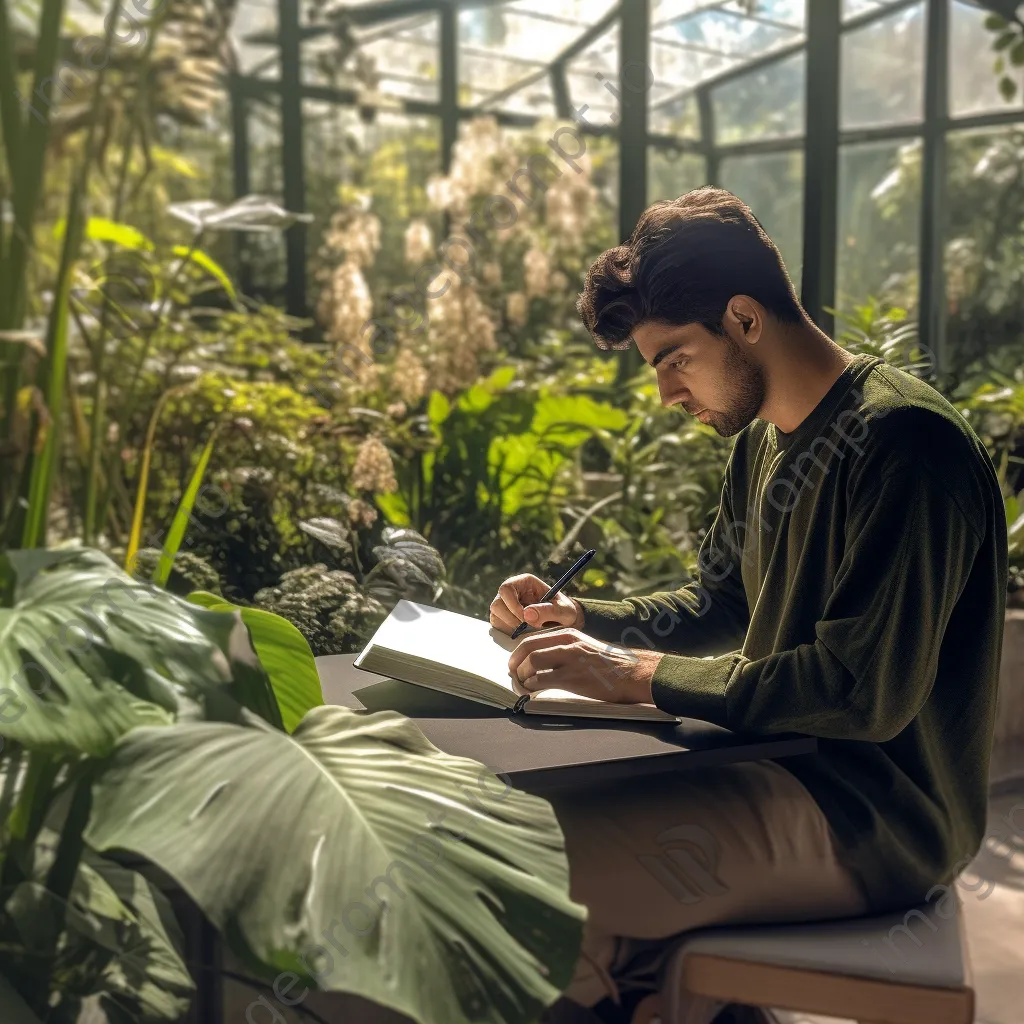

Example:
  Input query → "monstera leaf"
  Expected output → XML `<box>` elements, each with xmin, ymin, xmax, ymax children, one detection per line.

<box><xmin>86</xmin><ymin>706</ymin><xmax>586</xmax><ymax>1024</ymax></box>
<box><xmin>0</xmin><ymin>548</ymin><xmax>281</xmax><ymax>756</ymax></box>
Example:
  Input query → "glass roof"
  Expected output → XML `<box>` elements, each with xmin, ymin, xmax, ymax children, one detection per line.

<box><xmin>233</xmin><ymin>0</ymin><xmax>815</xmax><ymax>120</ymax></box>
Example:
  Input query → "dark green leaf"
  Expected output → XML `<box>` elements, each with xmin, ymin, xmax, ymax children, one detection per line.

<box><xmin>0</xmin><ymin>549</ymin><xmax>276</xmax><ymax>755</ymax></box>
<box><xmin>299</xmin><ymin>517</ymin><xmax>351</xmax><ymax>550</ymax></box>
<box><xmin>86</xmin><ymin>708</ymin><xmax>585</xmax><ymax>1024</ymax></box>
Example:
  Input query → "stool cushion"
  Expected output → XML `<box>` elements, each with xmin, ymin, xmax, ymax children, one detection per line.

<box><xmin>664</xmin><ymin>902</ymin><xmax>966</xmax><ymax>988</ymax></box>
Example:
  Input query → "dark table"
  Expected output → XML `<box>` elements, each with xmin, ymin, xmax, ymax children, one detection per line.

<box><xmin>317</xmin><ymin>654</ymin><xmax>817</xmax><ymax>793</ymax></box>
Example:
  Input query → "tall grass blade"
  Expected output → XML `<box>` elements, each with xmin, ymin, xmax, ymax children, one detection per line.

<box><xmin>153</xmin><ymin>427</ymin><xmax>219</xmax><ymax>588</ymax></box>
<box><xmin>20</xmin><ymin>229</ymin><xmax>76</xmax><ymax>548</ymax></box>
<box><xmin>124</xmin><ymin>385</ymin><xmax>186</xmax><ymax>573</ymax></box>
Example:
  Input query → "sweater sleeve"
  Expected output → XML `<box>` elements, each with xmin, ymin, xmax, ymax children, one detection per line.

<box><xmin>649</xmin><ymin>455</ymin><xmax>985</xmax><ymax>740</ymax></box>
<box><xmin>574</xmin><ymin>464</ymin><xmax>750</xmax><ymax>656</ymax></box>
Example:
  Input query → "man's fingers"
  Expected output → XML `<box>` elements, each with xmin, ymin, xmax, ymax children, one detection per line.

<box><xmin>489</xmin><ymin>600</ymin><xmax>520</xmax><ymax>633</ymax></box>
<box><xmin>507</xmin><ymin>628</ymin><xmax>575</xmax><ymax>675</ymax></box>
<box><xmin>496</xmin><ymin>581</ymin><xmax>526</xmax><ymax>620</ymax></box>
<box><xmin>512</xmin><ymin>641</ymin><xmax>578</xmax><ymax>683</ymax></box>
<box><xmin>524</xmin><ymin>600</ymin><xmax>573</xmax><ymax>626</ymax></box>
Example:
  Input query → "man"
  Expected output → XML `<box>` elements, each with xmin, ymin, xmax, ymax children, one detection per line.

<box><xmin>489</xmin><ymin>188</ymin><xmax>1007</xmax><ymax>1024</ymax></box>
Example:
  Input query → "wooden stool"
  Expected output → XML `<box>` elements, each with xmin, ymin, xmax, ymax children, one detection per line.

<box><xmin>657</xmin><ymin>902</ymin><xmax>974</xmax><ymax>1024</ymax></box>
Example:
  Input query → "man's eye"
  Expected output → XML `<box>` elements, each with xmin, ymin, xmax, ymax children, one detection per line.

<box><xmin>671</xmin><ymin>358</ymin><xmax>688</xmax><ymax>370</ymax></box>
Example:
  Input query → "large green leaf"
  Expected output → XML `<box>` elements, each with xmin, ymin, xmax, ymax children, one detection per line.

<box><xmin>0</xmin><ymin>549</ymin><xmax>279</xmax><ymax>756</ymax></box>
<box><xmin>530</xmin><ymin>394</ymin><xmax>630</xmax><ymax>449</ymax></box>
<box><xmin>487</xmin><ymin>435</ymin><xmax>567</xmax><ymax>518</ymax></box>
<box><xmin>187</xmin><ymin>591</ymin><xmax>323</xmax><ymax>733</ymax></box>
<box><xmin>85</xmin><ymin>707</ymin><xmax>586</xmax><ymax>1024</ymax></box>
<box><xmin>53</xmin><ymin>217</ymin><xmax>154</xmax><ymax>252</ymax></box>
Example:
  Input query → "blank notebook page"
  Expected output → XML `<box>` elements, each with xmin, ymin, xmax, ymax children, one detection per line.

<box><xmin>371</xmin><ymin>601</ymin><xmax>593</xmax><ymax>702</ymax></box>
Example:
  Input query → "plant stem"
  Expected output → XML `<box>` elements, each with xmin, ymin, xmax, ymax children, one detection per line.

<box><xmin>105</xmin><ymin>232</ymin><xmax>203</xmax><ymax>537</ymax></box>
<box><xmin>2</xmin><ymin>752</ymin><xmax>60</xmax><ymax>898</ymax></box>
<box><xmin>39</xmin><ymin>765</ymin><xmax>94</xmax><ymax>948</ymax></box>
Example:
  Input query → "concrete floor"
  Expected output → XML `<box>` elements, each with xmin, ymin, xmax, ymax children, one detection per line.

<box><xmin>773</xmin><ymin>783</ymin><xmax>1024</xmax><ymax>1024</ymax></box>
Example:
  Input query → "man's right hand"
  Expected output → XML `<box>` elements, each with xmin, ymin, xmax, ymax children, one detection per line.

<box><xmin>489</xmin><ymin>574</ymin><xmax>584</xmax><ymax>636</ymax></box>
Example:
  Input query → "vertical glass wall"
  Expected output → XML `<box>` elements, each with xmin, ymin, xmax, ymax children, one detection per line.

<box><xmin>226</xmin><ymin>0</ymin><xmax>1024</xmax><ymax>375</ymax></box>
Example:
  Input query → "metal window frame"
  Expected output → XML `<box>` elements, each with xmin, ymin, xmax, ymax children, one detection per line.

<box><xmin>234</xmin><ymin>0</ymin><xmax>1024</xmax><ymax>355</ymax></box>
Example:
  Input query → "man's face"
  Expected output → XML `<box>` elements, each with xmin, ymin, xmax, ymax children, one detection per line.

<box><xmin>633</xmin><ymin>314</ymin><xmax>766</xmax><ymax>438</ymax></box>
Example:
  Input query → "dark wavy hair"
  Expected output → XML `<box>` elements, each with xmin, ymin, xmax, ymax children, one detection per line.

<box><xmin>576</xmin><ymin>187</ymin><xmax>806</xmax><ymax>350</ymax></box>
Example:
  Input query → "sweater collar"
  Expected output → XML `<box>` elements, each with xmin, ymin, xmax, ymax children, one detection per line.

<box><xmin>771</xmin><ymin>354</ymin><xmax>882</xmax><ymax>454</ymax></box>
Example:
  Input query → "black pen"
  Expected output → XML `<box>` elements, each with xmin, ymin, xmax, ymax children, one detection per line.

<box><xmin>510</xmin><ymin>548</ymin><xmax>596</xmax><ymax>640</ymax></box>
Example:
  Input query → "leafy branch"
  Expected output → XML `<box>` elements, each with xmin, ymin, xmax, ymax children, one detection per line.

<box><xmin>984</xmin><ymin>7</ymin><xmax>1024</xmax><ymax>101</ymax></box>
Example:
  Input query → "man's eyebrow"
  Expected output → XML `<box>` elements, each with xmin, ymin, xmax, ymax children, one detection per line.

<box><xmin>651</xmin><ymin>344</ymin><xmax>685</xmax><ymax>369</ymax></box>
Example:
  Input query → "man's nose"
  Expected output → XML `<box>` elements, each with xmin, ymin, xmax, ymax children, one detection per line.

<box><xmin>660</xmin><ymin>381</ymin><xmax>690</xmax><ymax>409</ymax></box>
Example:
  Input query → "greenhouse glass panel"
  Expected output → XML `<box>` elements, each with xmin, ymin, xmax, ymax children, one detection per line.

<box><xmin>460</xmin><ymin>2</ymin><xmax>617</xmax><ymax>117</ymax></box>
<box><xmin>231</xmin><ymin>0</ymin><xmax>278</xmax><ymax>76</ymax></box>
<box><xmin>300</xmin><ymin>12</ymin><xmax>440</xmax><ymax>102</ymax></box>
<box><xmin>656</xmin><ymin>0</ymin><xmax>804</xmax><ymax>57</ymax></box>
<box><xmin>565</xmin><ymin>21</ymin><xmax>620</xmax><ymax>123</ymax></box>
<box><xmin>944</xmin><ymin>126</ymin><xmax>1024</xmax><ymax>373</ymax></box>
<box><xmin>648</xmin><ymin>150</ymin><xmax>707</xmax><ymax>202</ymax></box>
<box><xmin>649</xmin><ymin>91</ymin><xmax>701</xmax><ymax>138</ymax></box>
<box><xmin>841</xmin><ymin>0</ymin><xmax>909</xmax><ymax>19</ymax></box>
<box><xmin>950</xmin><ymin>0</ymin><xmax>1024</xmax><ymax>119</ymax></box>
<box><xmin>836</xmin><ymin>139</ymin><xmax>921</xmax><ymax>318</ymax></box>
<box><xmin>712</xmin><ymin>50</ymin><xmax>806</xmax><ymax>144</ymax></box>
<box><xmin>720</xmin><ymin>149</ymin><xmax>804</xmax><ymax>283</ymax></box>
<box><xmin>650</xmin><ymin>1</ymin><xmax>805</xmax><ymax>138</ymax></box>
<box><xmin>840</xmin><ymin>2</ymin><xmax>924</xmax><ymax>129</ymax></box>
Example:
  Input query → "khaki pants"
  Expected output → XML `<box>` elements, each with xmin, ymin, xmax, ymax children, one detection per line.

<box><xmin>546</xmin><ymin>759</ymin><xmax>869</xmax><ymax>1024</ymax></box>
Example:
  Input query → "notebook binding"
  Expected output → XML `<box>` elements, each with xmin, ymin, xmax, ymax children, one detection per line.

<box><xmin>512</xmin><ymin>694</ymin><xmax>530</xmax><ymax>714</ymax></box>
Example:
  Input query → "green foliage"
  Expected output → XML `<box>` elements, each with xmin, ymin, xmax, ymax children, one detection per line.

<box><xmin>187</xmin><ymin>590</ymin><xmax>325</xmax><ymax>733</ymax></box>
<box><xmin>0</xmin><ymin>548</ymin><xmax>583</xmax><ymax>1020</ymax></box>
<box><xmin>253</xmin><ymin>565</ymin><xmax>389</xmax><ymax>655</ymax></box>
<box><xmin>127</xmin><ymin>547</ymin><xmax>223</xmax><ymax>597</ymax></box>
<box><xmin>984</xmin><ymin>10</ymin><xmax>1024</xmax><ymax>101</ymax></box>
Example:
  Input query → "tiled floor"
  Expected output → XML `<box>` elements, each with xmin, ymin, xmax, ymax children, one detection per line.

<box><xmin>772</xmin><ymin>784</ymin><xmax>1024</xmax><ymax>1024</ymax></box>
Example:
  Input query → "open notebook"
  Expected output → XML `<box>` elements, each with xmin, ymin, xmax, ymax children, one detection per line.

<box><xmin>354</xmin><ymin>600</ymin><xmax>679</xmax><ymax>723</ymax></box>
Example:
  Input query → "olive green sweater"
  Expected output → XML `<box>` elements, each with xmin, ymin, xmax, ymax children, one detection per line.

<box><xmin>577</xmin><ymin>354</ymin><xmax>1008</xmax><ymax>913</ymax></box>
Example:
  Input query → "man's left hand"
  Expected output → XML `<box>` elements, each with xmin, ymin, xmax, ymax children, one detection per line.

<box><xmin>507</xmin><ymin>628</ymin><xmax>664</xmax><ymax>705</ymax></box>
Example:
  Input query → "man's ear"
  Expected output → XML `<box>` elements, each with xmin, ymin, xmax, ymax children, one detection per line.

<box><xmin>725</xmin><ymin>296</ymin><xmax>761</xmax><ymax>344</ymax></box>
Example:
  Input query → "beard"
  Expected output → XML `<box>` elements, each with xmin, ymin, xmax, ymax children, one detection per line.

<box><xmin>703</xmin><ymin>334</ymin><xmax>767</xmax><ymax>437</ymax></box>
